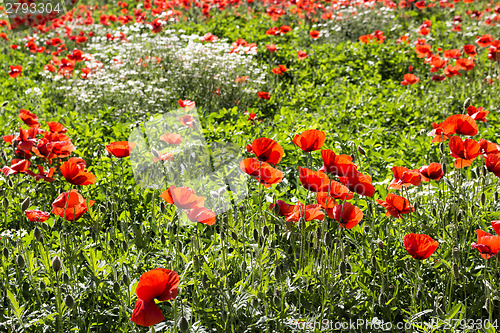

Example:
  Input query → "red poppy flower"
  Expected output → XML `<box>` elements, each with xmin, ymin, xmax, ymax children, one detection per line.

<box><xmin>479</xmin><ymin>139</ymin><xmax>500</xmax><ymax>155</ymax></box>
<box><xmin>50</xmin><ymin>140</ymin><xmax>76</xmax><ymax>158</ymax></box>
<box><xmin>449</xmin><ymin>136</ymin><xmax>481</xmax><ymax>168</ymax></box>
<box><xmin>455</xmin><ymin>58</ymin><xmax>474</xmax><ymax>71</ymax></box>
<box><xmin>431</xmin><ymin>75</ymin><xmax>446</xmax><ymax>82</ymax></box>
<box><xmin>280</xmin><ymin>25</ymin><xmax>292</xmax><ymax>34</ymax></box>
<box><xmin>47</xmin><ymin>121</ymin><xmax>67</xmax><ymax>133</ymax></box>
<box><xmin>60</xmin><ymin>159</ymin><xmax>97</xmax><ymax>186</ymax></box>
<box><xmin>401</xmin><ymin>74</ymin><xmax>420</xmax><ymax>86</ymax></box>
<box><xmin>286</xmin><ymin>204</ymin><xmax>324</xmax><ymax>222</ymax></box>
<box><xmin>269</xmin><ymin>200</ymin><xmax>301</xmax><ymax>217</ymax></box>
<box><xmin>464</xmin><ymin>44</ymin><xmax>477</xmax><ymax>57</ymax></box>
<box><xmin>2</xmin><ymin>135</ymin><xmax>13</xmax><ymax>144</ymax></box>
<box><xmin>297</xmin><ymin>50</ymin><xmax>308</xmax><ymax>60</ymax></box>
<box><xmin>153</xmin><ymin>152</ymin><xmax>175</xmax><ymax>163</ymax></box>
<box><xmin>476</xmin><ymin>34</ymin><xmax>493</xmax><ymax>47</ymax></box>
<box><xmin>1</xmin><ymin>159</ymin><xmax>31</xmax><ymax>177</ymax></box>
<box><xmin>338</xmin><ymin>172</ymin><xmax>375</xmax><ymax>197</ymax></box>
<box><xmin>25</xmin><ymin>210</ymin><xmax>50</xmax><ymax>222</ymax></box>
<box><xmin>418</xmin><ymin>163</ymin><xmax>443</xmax><ymax>181</ymax></box>
<box><xmin>257</xmin><ymin>92</ymin><xmax>270</xmax><ymax>100</ymax></box>
<box><xmin>316</xmin><ymin>192</ymin><xmax>338</xmax><ymax>209</ymax></box>
<box><xmin>178</xmin><ymin>99</ymin><xmax>195</xmax><ymax>111</ymax></box>
<box><xmin>52</xmin><ymin>190</ymin><xmax>94</xmax><ymax>221</ymax></box>
<box><xmin>466</xmin><ymin>105</ymin><xmax>488</xmax><ymax>122</ymax></box>
<box><xmin>19</xmin><ymin>109</ymin><xmax>40</xmax><ymax>128</ymax></box>
<box><xmin>376</xmin><ymin>193</ymin><xmax>415</xmax><ymax>219</ymax></box>
<box><xmin>485</xmin><ymin>153</ymin><xmax>500</xmax><ymax>178</ymax></box>
<box><xmin>8</xmin><ymin>65</ymin><xmax>22</xmax><ymax>78</ymax></box>
<box><xmin>443</xmin><ymin>49</ymin><xmax>461</xmax><ymax>59</ymax></box>
<box><xmin>327</xmin><ymin>202</ymin><xmax>363</xmax><ymax>229</ymax></box>
<box><xmin>131</xmin><ymin>268</ymin><xmax>179</xmax><ymax>327</ymax></box>
<box><xmin>309</xmin><ymin>30</ymin><xmax>321</xmax><ymax>39</ymax></box>
<box><xmin>179</xmin><ymin>115</ymin><xmax>195</xmax><ymax>128</ymax></box>
<box><xmin>389</xmin><ymin>166</ymin><xmax>422</xmax><ymax>189</ymax></box>
<box><xmin>414</xmin><ymin>44</ymin><xmax>432</xmax><ymax>58</ymax></box>
<box><xmin>325</xmin><ymin>180</ymin><xmax>354</xmax><ymax>200</ymax></box>
<box><xmin>160</xmin><ymin>133</ymin><xmax>182</xmax><ymax>145</ymax></box>
<box><xmin>246</xmin><ymin>137</ymin><xmax>284</xmax><ymax>164</ymax></box>
<box><xmin>299</xmin><ymin>167</ymin><xmax>330</xmax><ymax>192</ymax></box>
<box><xmin>106</xmin><ymin>141</ymin><xmax>136</xmax><ymax>158</ymax></box>
<box><xmin>266</xmin><ymin>44</ymin><xmax>277</xmax><ymax>52</ymax></box>
<box><xmin>239</xmin><ymin>158</ymin><xmax>283</xmax><ymax>187</ymax></box>
<box><xmin>186</xmin><ymin>207</ymin><xmax>216</xmax><ymax>225</ymax></box>
<box><xmin>428</xmin><ymin>114</ymin><xmax>478</xmax><ymax>142</ymax></box>
<box><xmin>488</xmin><ymin>41</ymin><xmax>500</xmax><ymax>62</ymax></box>
<box><xmin>404</xmin><ymin>233</ymin><xmax>439</xmax><ymax>260</ymax></box>
<box><xmin>160</xmin><ymin>186</ymin><xmax>205</xmax><ymax>210</ymax></box>
<box><xmin>30</xmin><ymin>165</ymin><xmax>56</xmax><ymax>182</ymax></box>
<box><xmin>319</xmin><ymin>149</ymin><xmax>357</xmax><ymax>177</ymax></box>
<box><xmin>293</xmin><ymin>129</ymin><xmax>325</xmax><ymax>152</ymax></box>
<box><xmin>471</xmin><ymin>221</ymin><xmax>500</xmax><ymax>259</ymax></box>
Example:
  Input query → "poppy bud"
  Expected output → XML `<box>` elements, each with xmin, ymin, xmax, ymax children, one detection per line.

<box><xmin>109</xmin><ymin>239</ymin><xmax>115</xmax><ymax>250</ymax></box>
<box><xmin>371</xmin><ymin>256</ymin><xmax>377</xmax><ymax>270</ymax></box>
<box><xmin>7</xmin><ymin>179</ymin><xmax>12</xmax><ymax>187</ymax></box>
<box><xmin>377</xmin><ymin>239</ymin><xmax>384</xmax><ymax>250</ymax></box>
<box><xmin>64</xmin><ymin>294</ymin><xmax>75</xmax><ymax>308</ymax></box>
<box><xmin>453</xmin><ymin>263</ymin><xmax>459</xmax><ymax>279</ymax></box>
<box><xmin>122</xmin><ymin>240</ymin><xmax>128</xmax><ymax>252</ymax></box>
<box><xmin>252</xmin><ymin>298</ymin><xmax>259</xmax><ymax>309</ymax></box>
<box><xmin>52</xmin><ymin>256</ymin><xmax>62</xmax><ymax>273</ymax></box>
<box><xmin>161</xmin><ymin>234</ymin><xmax>167</xmax><ymax>245</ymax></box>
<box><xmin>481</xmin><ymin>192</ymin><xmax>486</xmax><ymax>205</ymax></box>
<box><xmin>324</xmin><ymin>232</ymin><xmax>332</xmax><ymax>247</ymax></box>
<box><xmin>2</xmin><ymin>197</ymin><xmax>8</xmax><ymax>211</ymax></box>
<box><xmin>221</xmin><ymin>311</ymin><xmax>228</xmax><ymax>322</ymax></box>
<box><xmin>339</xmin><ymin>261</ymin><xmax>347</xmax><ymax>275</ymax></box>
<box><xmin>231</xmin><ymin>231</ymin><xmax>238</xmax><ymax>242</ymax></box>
<box><xmin>432</xmin><ymin>207</ymin><xmax>437</xmax><ymax>216</ymax></box>
<box><xmin>3</xmin><ymin>247</ymin><xmax>8</xmax><ymax>259</ymax></box>
<box><xmin>123</xmin><ymin>274</ymin><xmax>130</xmax><ymax>286</ymax></box>
<box><xmin>262</xmin><ymin>225</ymin><xmax>269</xmax><ymax>237</ymax></box>
<box><xmin>17</xmin><ymin>255</ymin><xmax>25</xmax><ymax>268</ymax></box>
<box><xmin>442</xmin><ymin>163</ymin><xmax>447</xmax><ymax>175</ymax></box>
<box><xmin>201</xmin><ymin>274</ymin><xmax>209</xmax><ymax>288</ymax></box>
<box><xmin>63</xmin><ymin>272</ymin><xmax>70</xmax><ymax>284</ymax></box>
<box><xmin>34</xmin><ymin>228</ymin><xmax>42</xmax><ymax>242</ymax></box>
<box><xmin>0</xmin><ymin>189</ymin><xmax>4</xmax><ymax>196</ymax></box>
<box><xmin>113</xmin><ymin>282</ymin><xmax>120</xmax><ymax>294</ymax></box>
<box><xmin>253</xmin><ymin>229</ymin><xmax>259</xmax><ymax>242</ymax></box>
<box><xmin>463</xmin><ymin>98</ymin><xmax>471</xmax><ymax>109</ymax></box>
<box><xmin>453</xmin><ymin>247</ymin><xmax>460</xmax><ymax>260</ymax></box>
<box><xmin>21</xmin><ymin>197</ymin><xmax>30</xmax><ymax>211</ymax></box>
<box><xmin>439</xmin><ymin>143</ymin><xmax>445</xmax><ymax>154</ymax></box>
<box><xmin>1</xmin><ymin>101</ymin><xmax>8</xmax><ymax>107</ymax></box>
<box><xmin>39</xmin><ymin>280</ymin><xmax>46</xmax><ymax>290</ymax></box>
<box><xmin>159</xmin><ymin>202</ymin><xmax>166</xmax><ymax>214</ymax></box>
<box><xmin>378</xmin><ymin>292</ymin><xmax>386</xmax><ymax>305</ymax></box>
<box><xmin>358</xmin><ymin>146</ymin><xmax>366</xmax><ymax>156</ymax></box>
<box><xmin>274</xmin><ymin>264</ymin><xmax>282</xmax><ymax>280</ymax></box>
<box><xmin>178</xmin><ymin>317</ymin><xmax>189</xmax><ymax>332</ymax></box>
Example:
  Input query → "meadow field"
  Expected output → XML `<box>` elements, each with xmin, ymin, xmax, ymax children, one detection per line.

<box><xmin>1</xmin><ymin>0</ymin><xmax>500</xmax><ymax>331</ymax></box>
